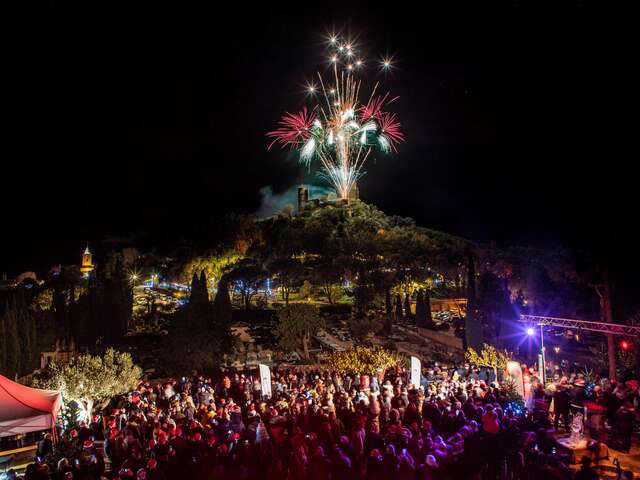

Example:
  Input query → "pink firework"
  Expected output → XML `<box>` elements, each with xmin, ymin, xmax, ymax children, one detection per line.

<box><xmin>378</xmin><ymin>112</ymin><xmax>404</xmax><ymax>151</ymax></box>
<box><xmin>359</xmin><ymin>92</ymin><xmax>399</xmax><ymax>122</ymax></box>
<box><xmin>267</xmin><ymin>107</ymin><xmax>316</xmax><ymax>150</ymax></box>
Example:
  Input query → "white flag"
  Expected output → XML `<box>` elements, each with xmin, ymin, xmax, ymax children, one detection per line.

<box><xmin>259</xmin><ymin>364</ymin><xmax>272</xmax><ymax>398</ymax></box>
<box><xmin>410</xmin><ymin>356</ymin><xmax>421</xmax><ymax>388</ymax></box>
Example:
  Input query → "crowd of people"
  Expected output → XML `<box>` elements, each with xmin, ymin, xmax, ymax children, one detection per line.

<box><xmin>6</xmin><ymin>362</ymin><xmax>639</xmax><ymax>480</ymax></box>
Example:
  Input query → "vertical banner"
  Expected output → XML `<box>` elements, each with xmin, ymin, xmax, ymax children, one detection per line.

<box><xmin>538</xmin><ymin>353</ymin><xmax>545</xmax><ymax>384</ymax></box>
<box><xmin>259</xmin><ymin>364</ymin><xmax>272</xmax><ymax>398</ymax></box>
<box><xmin>506</xmin><ymin>361</ymin><xmax>524</xmax><ymax>399</ymax></box>
<box><xmin>410</xmin><ymin>356</ymin><xmax>421</xmax><ymax>388</ymax></box>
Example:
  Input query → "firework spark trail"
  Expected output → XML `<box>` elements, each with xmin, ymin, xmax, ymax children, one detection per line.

<box><xmin>266</xmin><ymin>107</ymin><xmax>316</xmax><ymax>150</ymax></box>
<box><xmin>267</xmin><ymin>35</ymin><xmax>404</xmax><ymax>199</ymax></box>
<box><xmin>360</xmin><ymin>92</ymin><xmax>399</xmax><ymax>122</ymax></box>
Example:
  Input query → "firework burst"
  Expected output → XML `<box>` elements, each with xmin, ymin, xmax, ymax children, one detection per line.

<box><xmin>267</xmin><ymin>35</ymin><xmax>404</xmax><ymax>199</ymax></box>
<box><xmin>266</xmin><ymin>107</ymin><xmax>317</xmax><ymax>150</ymax></box>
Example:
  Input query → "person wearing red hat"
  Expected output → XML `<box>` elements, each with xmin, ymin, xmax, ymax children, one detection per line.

<box><xmin>146</xmin><ymin>458</ymin><xmax>166</xmax><ymax>480</ymax></box>
<box><xmin>118</xmin><ymin>467</ymin><xmax>135</xmax><ymax>478</ymax></box>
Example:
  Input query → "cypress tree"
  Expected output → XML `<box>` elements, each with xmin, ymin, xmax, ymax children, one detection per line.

<box><xmin>415</xmin><ymin>290</ymin><xmax>425</xmax><ymax>327</ymax></box>
<box><xmin>213</xmin><ymin>279</ymin><xmax>233</xmax><ymax>326</ymax></box>
<box><xmin>5</xmin><ymin>303</ymin><xmax>21</xmax><ymax>378</ymax></box>
<box><xmin>394</xmin><ymin>293</ymin><xmax>403</xmax><ymax>322</ymax></box>
<box><xmin>404</xmin><ymin>293</ymin><xmax>412</xmax><ymax>321</ymax></box>
<box><xmin>190</xmin><ymin>272</ymin><xmax>201</xmax><ymax>304</ymax></box>
<box><xmin>19</xmin><ymin>309</ymin><xmax>36</xmax><ymax>375</ymax></box>
<box><xmin>52</xmin><ymin>285</ymin><xmax>67</xmax><ymax>330</ymax></box>
<box><xmin>384</xmin><ymin>289</ymin><xmax>393</xmax><ymax>333</ymax></box>
<box><xmin>200</xmin><ymin>270</ymin><xmax>209</xmax><ymax>302</ymax></box>
<box><xmin>465</xmin><ymin>253</ymin><xmax>483</xmax><ymax>350</ymax></box>
<box><xmin>424</xmin><ymin>288</ymin><xmax>435</xmax><ymax>329</ymax></box>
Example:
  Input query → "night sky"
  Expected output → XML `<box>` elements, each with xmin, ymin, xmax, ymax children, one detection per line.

<box><xmin>4</xmin><ymin>4</ymin><xmax>635</xmax><ymax>279</ymax></box>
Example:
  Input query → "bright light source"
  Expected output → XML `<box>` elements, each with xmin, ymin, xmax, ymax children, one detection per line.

<box><xmin>330</xmin><ymin>36</ymin><xmax>337</xmax><ymax>43</ymax></box>
<box><xmin>331</xmin><ymin>56</ymin><xmax>338</xmax><ymax>63</ymax></box>
<box><xmin>526</xmin><ymin>327</ymin><xmax>534</xmax><ymax>336</ymax></box>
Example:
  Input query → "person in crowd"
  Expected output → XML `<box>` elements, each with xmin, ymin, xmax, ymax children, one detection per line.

<box><xmin>36</xmin><ymin>433</ymin><xmax>54</xmax><ymax>460</ymax></box>
<box><xmin>13</xmin><ymin>360</ymin><xmax>639</xmax><ymax>479</ymax></box>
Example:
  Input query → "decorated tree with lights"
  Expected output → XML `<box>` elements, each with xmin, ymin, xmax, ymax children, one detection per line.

<box><xmin>465</xmin><ymin>343</ymin><xmax>512</xmax><ymax>380</ymax></box>
<box><xmin>327</xmin><ymin>346</ymin><xmax>402</xmax><ymax>376</ymax></box>
<box><xmin>32</xmin><ymin>348</ymin><xmax>141</xmax><ymax>420</ymax></box>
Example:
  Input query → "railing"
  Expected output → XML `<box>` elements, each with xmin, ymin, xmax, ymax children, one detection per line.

<box><xmin>0</xmin><ymin>444</ymin><xmax>36</xmax><ymax>457</ymax></box>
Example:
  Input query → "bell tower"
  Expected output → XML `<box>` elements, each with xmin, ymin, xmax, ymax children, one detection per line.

<box><xmin>80</xmin><ymin>245</ymin><xmax>94</xmax><ymax>277</ymax></box>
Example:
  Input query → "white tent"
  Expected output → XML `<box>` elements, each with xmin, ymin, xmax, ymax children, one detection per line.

<box><xmin>0</xmin><ymin>374</ymin><xmax>62</xmax><ymax>438</ymax></box>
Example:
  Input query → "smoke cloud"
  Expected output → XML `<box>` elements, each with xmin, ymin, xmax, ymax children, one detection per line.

<box><xmin>255</xmin><ymin>184</ymin><xmax>335</xmax><ymax>218</ymax></box>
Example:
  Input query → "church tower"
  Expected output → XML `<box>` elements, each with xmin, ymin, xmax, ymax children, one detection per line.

<box><xmin>80</xmin><ymin>245</ymin><xmax>94</xmax><ymax>277</ymax></box>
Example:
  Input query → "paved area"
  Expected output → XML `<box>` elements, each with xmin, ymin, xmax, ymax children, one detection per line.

<box><xmin>555</xmin><ymin>432</ymin><xmax>640</xmax><ymax>478</ymax></box>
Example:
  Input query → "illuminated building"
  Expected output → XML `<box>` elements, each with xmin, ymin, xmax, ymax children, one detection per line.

<box><xmin>80</xmin><ymin>245</ymin><xmax>94</xmax><ymax>277</ymax></box>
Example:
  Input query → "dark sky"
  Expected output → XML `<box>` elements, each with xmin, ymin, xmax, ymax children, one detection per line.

<box><xmin>4</xmin><ymin>3</ymin><xmax>635</xmax><ymax>277</ymax></box>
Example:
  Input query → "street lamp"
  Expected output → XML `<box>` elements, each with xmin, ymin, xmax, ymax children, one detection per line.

<box><xmin>527</xmin><ymin>325</ymin><xmax>546</xmax><ymax>384</ymax></box>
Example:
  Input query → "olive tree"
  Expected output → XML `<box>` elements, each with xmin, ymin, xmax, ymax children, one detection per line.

<box><xmin>277</xmin><ymin>304</ymin><xmax>323</xmax><ymax>360</ymax></box>
<box><xmin>33</xmin><ymin>348</ymin><xmax>141</xmax><ymax>419</ymax></box>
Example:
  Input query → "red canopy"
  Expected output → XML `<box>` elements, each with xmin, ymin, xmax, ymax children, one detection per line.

<box><xmin>0</xmin><ymin>374</ymin><xmax>62</xmax><ymax>438</ymax></box>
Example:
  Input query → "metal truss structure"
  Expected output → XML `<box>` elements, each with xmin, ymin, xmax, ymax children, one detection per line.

<box><xmin>521</xmin><ymin>314</ymin><xmax>640</xmax><ymax>337</ymax></box>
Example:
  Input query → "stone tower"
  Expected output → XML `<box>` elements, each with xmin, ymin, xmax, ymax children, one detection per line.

<box><xmin>80</xmin><ymin>245</ymin><xmax>94</xmax><ymax>277</ymax></box>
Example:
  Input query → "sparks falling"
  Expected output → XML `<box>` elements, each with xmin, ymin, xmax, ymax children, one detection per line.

<box><xmin>267</xmin><ymin>35</ymin><xmax>404</xmax><ymax>200</ymax></box>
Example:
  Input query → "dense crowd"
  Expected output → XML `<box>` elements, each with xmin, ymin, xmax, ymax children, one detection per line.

<box><xmin>7</xmin><ymin>363</ymin><xmax>639</xmax><ymax>480</ymax></box>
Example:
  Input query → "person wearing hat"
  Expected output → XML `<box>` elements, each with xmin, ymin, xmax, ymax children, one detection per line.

<box><xmin>118</xmin><ymin>467</ymin><xmax>135</xmax><ymax>478</ymax></box>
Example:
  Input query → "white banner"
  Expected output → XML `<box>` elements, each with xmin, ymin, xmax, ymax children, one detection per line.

<box><xmin>259</xmin><ymin>364</ymin><xmax>272</xmax><ymax>398</ymax></box>
<box><xmin>538</xmin><ymin>353</ymin><xmax>545</xmax><ymax>384</ymax></box>
<box><xmin>410</xmin><ymin>356</ymin><xmax>421</xmax><ymax>388</ymax></box>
